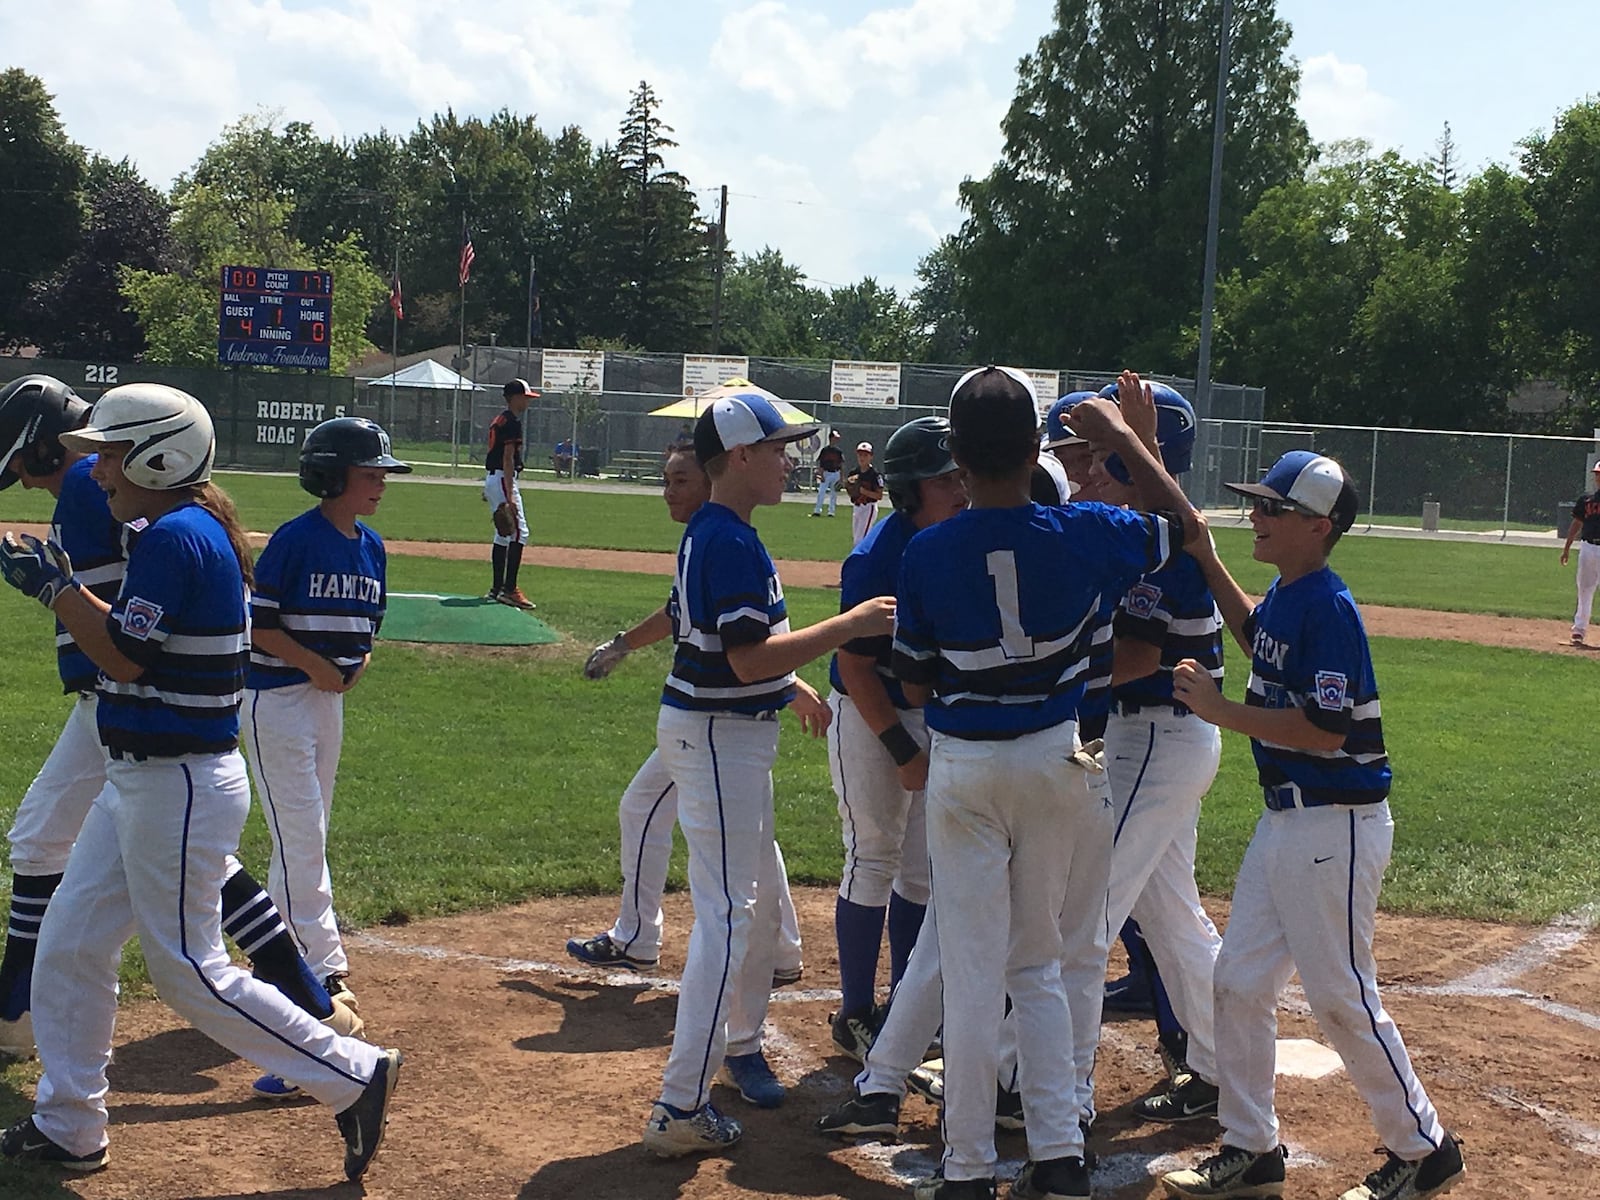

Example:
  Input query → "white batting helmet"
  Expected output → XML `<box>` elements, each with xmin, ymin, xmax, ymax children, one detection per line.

<box><xmin>59</xmin><ymin>383</ymin><xmax>215</xmax><ymax>490</ymax></box>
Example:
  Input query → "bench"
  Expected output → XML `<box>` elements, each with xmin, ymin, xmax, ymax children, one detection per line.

<box><xmin>608</xmin><ymin>450</ymin><xmax>665</xmax><ymax>483</ymax></box>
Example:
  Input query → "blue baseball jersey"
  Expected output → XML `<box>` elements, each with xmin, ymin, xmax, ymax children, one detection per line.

<box><xmin>247</xmin><ymin>508</ymin><xmax>388</xmax><ymax>690</ymax></box>
<box><xmin>97</xmin><ymin>502</ymin><xmax>249</xmax><ymax>757</ymax></box>
<box><xmin>1077</xmin><ymin>596</ymin><xmax>1117</xmax><ymax>743</ymax></box>
<box><xmin>1112</xmin><ymin>552</ymin><xmax>1225</xmax><ymax>712</ymax></box>
<box><xmin>893</xmin><ymin>501</ymin><xmax>1173</xmax><ymax>740</ymax></box>
<box><xmin>662</xmin><ymin>502</ymin><xmax>796</xmax><ymax>715</ymax></box>
<box><xmin>50</xmin><ymin>456</ymin><xmax>140</xmax><ymax>693</ymax></box>
<box><xmin>1243</xmin><ymin>565</ymin><xmax>1389</xmax><ymax>805</ymax></box>
<box><xmin>829</xmin><ymin>510</ymin><xmax>914</xmax><ymax>710</ymax></box>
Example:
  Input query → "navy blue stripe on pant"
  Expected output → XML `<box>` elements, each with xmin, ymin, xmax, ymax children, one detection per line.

<box><xmin>173</xmin><ymin>763</ymin><xmax>364</xmax><ymax>1087</ymax></box>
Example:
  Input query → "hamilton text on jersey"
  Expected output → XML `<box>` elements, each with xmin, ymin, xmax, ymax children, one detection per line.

<box><xmin>306</xmin><ymin>573</ymin><xmax>382</xmax><ymax>603</ymax></box>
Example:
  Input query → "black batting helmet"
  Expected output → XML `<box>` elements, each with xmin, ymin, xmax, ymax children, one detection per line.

<box><xmin>298</xmin><ymin>417</ymin><xmax>412</xmax><ymax>498</ymax></box>
<box><xmin>0</xmin><ymin>374</ymin><xmax>91</xmax><ymax>490</ymax></box>
<box><xmin>882</xmin><ymin>415</ymin><xmax>957</xmax><ymax>516</ymax></box>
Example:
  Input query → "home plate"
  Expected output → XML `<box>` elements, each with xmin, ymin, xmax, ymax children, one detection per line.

<box><xmin>1277</xmin><ymin>1037</ymin><xmax>1343</xmax><ymax>1079</ymax></box>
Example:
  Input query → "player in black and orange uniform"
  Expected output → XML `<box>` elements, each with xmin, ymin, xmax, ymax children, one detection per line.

<box><xmin>1559</xmin><ymin>462</ymin><xmax>1600</xmax><ymax>645</ymax></box>
<box><xmin>484</xmin><ymin>379</ymin><xmax>537</xmax><ymax>609</ymax></box>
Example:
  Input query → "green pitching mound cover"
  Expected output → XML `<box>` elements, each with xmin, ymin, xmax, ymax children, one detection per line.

<box><xmin>379</xmin><ymin>593</ymin><xmax>558</xmax><ymax>646</ymax></box>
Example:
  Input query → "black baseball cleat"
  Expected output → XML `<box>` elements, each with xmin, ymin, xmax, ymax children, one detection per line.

<box><xmin>1337</xmin><ymin>1132</ymin><xmax>1465</xmax><ymax>1200</ymax></box>
<box><xmin>0</xmin><ymin>1117</ymin><xmax>108</xmax><ymax>1172</ymax></box>
<box><xmin>1161</xmin><ymin>1144</ymin><xmax>1287</xmax><ymax>1198</ymax></box>
<box><xmin>816</xmin><ymin>1088</ymin><xmax>901</xmax><ymax>1138</ymax></box>
<box><xmin>336</xmin><ymin>1048</ymin><xmax>402</xmax><ymax>1182</ymax></box>
<box><xmin>1136</xmin><ymin>1073</ymin><xmax>1220</xmax><ymax>1122</ymax></box>
<box><xmin>1013</xmin><ymin>1155</ymin><xmax>1091</xmax><ymax>1200</ymax></box>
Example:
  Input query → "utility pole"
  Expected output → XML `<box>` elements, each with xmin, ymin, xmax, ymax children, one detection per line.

<box><xmin>710</xmin><ymin>184</ymin><xmax>728</xmax><ymax>354</ymax></box>
<box><xmin>1195</xmin><ymin>0</ymin><xmax>1233</xmax><ymax>426</ymax></box>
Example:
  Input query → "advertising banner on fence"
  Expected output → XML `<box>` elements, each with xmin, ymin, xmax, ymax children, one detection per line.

<box><xmin>682</xmin><ymin>354</ymin><xmax>750</xmax><ymax>396</ymax></box>
<box><xmin>830</xmin><ymin>360</ymin><xmax>901</xmax><ymax>407</ymax></box>
<box><xmin>1025</xmin><ymin>368</ymin><xmax>1061</xmax><ymax>418</ymax></box>
<box><xmin>540</xmin><ymin>348</ymin><xmax>606</xmax><ymax>393</ymax></box>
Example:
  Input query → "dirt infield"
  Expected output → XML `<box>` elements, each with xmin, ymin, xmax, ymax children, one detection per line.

<box><xmin>30</xmin><ymin>887</ymin><xmax>1599</xmax><ymax>1199</ymax></box>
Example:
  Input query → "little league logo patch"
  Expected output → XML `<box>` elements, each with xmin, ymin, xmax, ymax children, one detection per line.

<box><xmin>1125</xmin><ymin>581</ymin><xmax>1163</xmax><ymax>620</ymax></box>
<box><xmin>1313</xmin><ymin>669</ymin><xmax>1348</xmax><ymax>710</ymax></box>
<box><xmin>121</xmin><ymin>596</ymin><xmax>164</xmax><ymax>640</ymax></box>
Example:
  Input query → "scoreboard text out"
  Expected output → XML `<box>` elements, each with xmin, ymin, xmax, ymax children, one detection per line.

<box><xmin>218</xmin><ymin>266</ymin><xmax>333</xmax><ymax>370</ymax></box>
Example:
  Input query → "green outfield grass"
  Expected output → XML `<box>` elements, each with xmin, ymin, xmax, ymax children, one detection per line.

<box><xmin>0</xmin><ymin>556</ymin><xmax>1593</xmax><ymax>938</ymax></box>
<box><xmin>0</xmin><ymin>472</ymin><xmax>1582</xmax><ymax>618</ymax></box>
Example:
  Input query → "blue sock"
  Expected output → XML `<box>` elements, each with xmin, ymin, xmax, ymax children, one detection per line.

<box><xmin>220</xmin><ymin>867</ymin><xmax>334</xmax><ymax>1020</ymax></box>
<box><xmin>834</xmin><ymin>896</ymin><xmax>886</xmax><ymax>1019</ymax></box>
<box><xmin>1119</xmin><ymin>918</ymin><xmax>1155</xmax><ymax>986</ymax></box>
<box><xmin>885</xmin><ymin>890</ymin><xmax>926</xmax><ymax>989</ymax></box>
<box><xmin>1149</xmin><ymin>950</ymin><xmax>1184</xmax><ymax>1040</ymax></box>
<box><xmin>0</xmin><ymin>872</ymin><xmax>61</xmax><ymax>1022</ymax></box>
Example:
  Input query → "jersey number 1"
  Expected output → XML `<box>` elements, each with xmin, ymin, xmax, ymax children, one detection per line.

<box><xmin>985</xmin><ymin>550</ymin><xmax>1036</xmax><ymax>661</ymax></box>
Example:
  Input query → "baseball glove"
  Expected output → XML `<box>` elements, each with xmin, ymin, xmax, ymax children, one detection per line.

<box><xmin>584</xmin><ymin>631</ymin><xmax>632</xmax><ymax>680</ymax></box>
<box><xmin>492</xmin><ymin>502</ymin><xmax>516</xmax><ymax>537</ymax></box>
<box><xmin>844</xmin><ymin>473</ymin><xmax>864</xmax><ymax>504</ymax></box>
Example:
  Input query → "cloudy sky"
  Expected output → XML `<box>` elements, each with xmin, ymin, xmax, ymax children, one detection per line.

<box><xmin>6</xmin><ymin>0</ymin><xmax>1596</xmax><ymax>294</ymax></box>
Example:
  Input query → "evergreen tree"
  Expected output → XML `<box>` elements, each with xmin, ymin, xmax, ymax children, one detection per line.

<box><xmin>1430</xmin><ymin>122</ymin><xmax>1459</xmax><ymax>191</ymax></box>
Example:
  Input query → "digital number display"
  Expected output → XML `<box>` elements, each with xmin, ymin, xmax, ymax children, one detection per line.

<box><xmin>217</xmin><ymin>266</ymin><xmax>334</xmax><ymax>370</ymax></box>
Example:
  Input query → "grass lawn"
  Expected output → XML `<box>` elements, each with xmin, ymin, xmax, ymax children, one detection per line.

<box><xmin>0</xmin><ymin>472</ymin><xmax>1581</xmax><ymax>618</ymax></box>
<box><xmin>1</xmin><ymin>557</ymin><xmax>1593</xmax><ymax>938</ymax></box>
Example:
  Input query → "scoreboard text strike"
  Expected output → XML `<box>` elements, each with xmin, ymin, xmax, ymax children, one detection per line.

<box><xmin>218</xmin><ymin>266</ymin><xmax>333</xmax><ymax>370</ymax></box>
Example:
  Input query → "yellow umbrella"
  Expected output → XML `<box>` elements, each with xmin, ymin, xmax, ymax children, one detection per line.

<box><xmin>648</xmin><ymin>378</ymin><xmax>817</xmax><ymax>426</ymax></box>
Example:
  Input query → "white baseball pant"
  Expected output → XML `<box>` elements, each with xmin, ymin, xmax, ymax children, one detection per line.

<box><xmin>827</xmin><ymin>695</ymin><xmax>930</xmax><ymax>908</ymax></box>
<box><xmin>655</xmin><ymin>707</ymin><xmax>783</xmax><ymax>1111</ymax></box>
<box><xmin>243</xmin><ymin>684</ymin><xmax>347</xmax><ymax>980</ymax></box>
<box><xmin>9</xmin><ymin>695</ymin><xmax>106</xmax><ymax>876</ymax></box>
<box><xmin>928</xmin><ymin>723</ymin><xmax>1105</xmax><ymax>1180</ymax></box>
<box><xmin>484</xmin><ymin>471</ymin><xmax>528</xmax><ymax>545</ymax></box>
<box><xmin>1575</xmin><ymin>542</ymin><xmax>1600</xmax><ymax>637</ymax></box>
<box><xmin>30</xmin><ymin>752</ymin><xmax>380</xmax><ymax>1156</ymax></box>
<box><xmin>1213</xmin><ymin>801</ymin><xmax>1447</xmax><ymax>1159</ymax></box>
<box><xmin>605</xmin><ymin>747</ymin><xmax>802</xmax><ymax>973</ymax></box>
<box><xmin>851</xmin><ymin>502</ymin><xmax>878</xmax><ymax>546</ymax></box>
<box><xmin>1101</xmin><ymin>709</ymin><xmax>1223</xmax><ymax>1084</ymax></box>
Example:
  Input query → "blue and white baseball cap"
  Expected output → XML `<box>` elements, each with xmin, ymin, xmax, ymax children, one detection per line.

<box><xmin>693</xmin><ymin>385</ymin><xmax>820</xmax><ymax>466</ymax></box>
<box><xmin>1225</xmin><ymin>449</ymin><xmax>1358</xmax><ymax>533</ymax></box>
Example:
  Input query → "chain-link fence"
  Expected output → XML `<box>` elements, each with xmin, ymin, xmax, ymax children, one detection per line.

<box><xmin>1206</xmin><ymin>419</ymin><xmax>1598</xmax><ymax>533</ymax></box>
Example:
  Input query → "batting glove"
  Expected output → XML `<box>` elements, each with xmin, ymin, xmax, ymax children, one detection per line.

<box><xmin>583</xmin><ymin>631</ymin><xmax>632</xmax><ymax>680</ymax></box>
<box><xmin>0</xmin><ymin>533</ymin><xmax>79</xmax><ymax>609</ymax></box>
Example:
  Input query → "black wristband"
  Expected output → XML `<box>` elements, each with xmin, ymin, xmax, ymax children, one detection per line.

<box><xmin>877</xmin><ymin>722</ymin><xmax>920</xmax><ymax>766</ymax></box>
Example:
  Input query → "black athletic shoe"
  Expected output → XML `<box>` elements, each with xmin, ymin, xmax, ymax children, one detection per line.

<box><xmin>913</xmin><ymin>1173</ymin><xmax>996</xmax><ymax>1200</ymax></box>
<box><xmin>1338</xmin><ymin>1133</ymin><xmax>1465</xmax><ymax>1200</ymax></box>
<box><xmin>0</xmin><ymin>1117</ymin><xmax>108</xmax><ymax>1172</ymax></box>
<box><xmin>1013</xmin><ymin>1155</ymin><xmax>1090</xmax><ymax>1200</ymax></box>
<box><xmin>1136</xmin><ymin>1073</ymin><xmax>1220</xmax><ymax>1122</ymax></box>
<box><xmin>830</xmin><ymin>1006</ymin><xmax>882</xmax><ymax>1063</ymax></box>
<box><xmin>816</xmin><ymin>1088</ymin><xmax>901</xmax><ymax>1138</ymax></box>
<box><xmin>336</xmin><ymin>1048</ymin><xmax>401</xmax><ymax>1181</ymax></box>
<box><xmin>1161</xmin><ymin>1144</ymin><xmax>1287</xmax><ymax>1198</ymax></box>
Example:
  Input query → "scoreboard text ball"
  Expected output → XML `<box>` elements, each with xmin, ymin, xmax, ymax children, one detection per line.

<box><xmin>217</xmin><ymin>266</ymin><xmax>334</xmax><ymax>370</ymax></box>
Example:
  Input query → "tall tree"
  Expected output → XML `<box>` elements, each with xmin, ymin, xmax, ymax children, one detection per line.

<box><xmin>909</xmin><ymin>237</ymin><xmax>972</xmax><ymax>363</ymax></box>
<box><xmin>612</xmin><ymin>81</ymin><xmax>710</xmax><ymax>350</ymax></box>
<box><xmin>0</xmin><ymin>69</ymin><xmax>86</xmax><ymax>350</ymax></box>
<box><xmin>27</xmin><ymin>156</ymin><xmax>176</xmax><ymax>360</ymax></box>
<box><xmin>1429</xmin><ymin>122</ymin><xmax>1459</xmax><ymax>191</ymax></box>
<box><xmin>953</xmin><ymin>0</ymin><xmax>1312</xmax><ymax>371</ymax></box>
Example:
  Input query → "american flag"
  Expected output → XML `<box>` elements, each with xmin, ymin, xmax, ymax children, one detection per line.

<box><xmin>459</xmin><ymin>228</ymin><xmax>476</xmax><ymax>287</ymax></box>
<box><xmin>388</xmin><ymin>274</ymin><xmax>404</xmax><ymax>320</ymax></box>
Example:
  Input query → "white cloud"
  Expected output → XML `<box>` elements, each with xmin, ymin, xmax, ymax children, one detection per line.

<box><xmin>1297</xmin><ymin>52</ymin><xmax>1399</xmax><ymax>151</ymax></box>
<box><xmin>711</xmin><ymin>0</ymin><xmax>1014</xmax><ymax>109</ymax></box>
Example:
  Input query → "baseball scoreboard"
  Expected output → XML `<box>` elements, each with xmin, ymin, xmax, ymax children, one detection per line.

<box><xmin>218</xmin><ymin>266</ymin><xmax>333</xmax><ymax>370</ymax></box>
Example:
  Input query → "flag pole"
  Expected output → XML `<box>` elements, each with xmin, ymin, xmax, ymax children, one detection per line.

<box><xmin>389</xmin><ymin>244</ymin><xmax>399</xmax><ymax>434</ymax></box>
<box><xmin>453</xmin><ymin>216</ymin><xmax>465</xmax><ymax>472</ymax></box>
